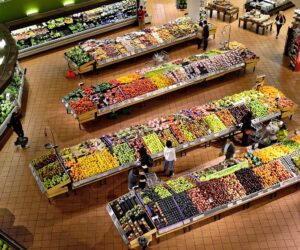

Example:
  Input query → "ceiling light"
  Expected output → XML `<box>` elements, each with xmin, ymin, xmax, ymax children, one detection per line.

<box><xmin>26</xmin><ymin>8</ymin><xmax>39</xmax><ymax>16</ymax></box>
<box><xmin>63</xmin><ymin>0</ymin><xmax>75</xmax><ymax>6</ymax></box>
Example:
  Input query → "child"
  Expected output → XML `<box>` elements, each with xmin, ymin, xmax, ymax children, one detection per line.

<box><xmin>163</xmin><ymin>140</ymin><xmax>176</xmax><ymax>177</ymax></box>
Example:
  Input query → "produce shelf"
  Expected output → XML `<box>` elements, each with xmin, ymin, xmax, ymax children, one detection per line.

<box><xmin>62</xmin><ymin>46</ymin><xmax>255</xmax><ymax>125</ymax></box>
<box><xmin>107</xmin><ymin>144</ymin><xmax>300</xmax><ymax>245</ymax></box>
<box><xmin>0</xmin><ymin>63</ymin><xmax>26</xmax><ymax>137</ymax></box>
<box><xmin>64</xmin><ymin>18</ymin><xmax>217</xmax><ymax>74</ymax></box>
<box><xmin>18</xmin><ymin>17</ymin><xmax>137</xmax><ymax>59</ymax></box>
<box><xmin>32</xmin><ymin>85</ymin><xmax>298</xmax><ymax>196</ymax></box>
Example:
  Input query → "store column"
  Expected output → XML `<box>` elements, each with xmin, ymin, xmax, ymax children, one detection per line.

<box><xmin>187</xmin><ymin>0</ymin><xmax>207</xmax><ymax>20</ymax></box>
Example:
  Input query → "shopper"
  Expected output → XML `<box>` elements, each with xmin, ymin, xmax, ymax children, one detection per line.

<box><xmin>128</xmin><ymin>168</ymin><xmax>139</xmax><ymax>190</ymax></box>
<box><xmin>203</xmin><ymin>20</ymin><xmax>210</xmax><ymax>51</ymax></box>
<box><xmin>222</xmin><ymin>138</ymin><xmax>235</xmax><ymax>160</ymax></box>
<box><xmin>139</xmin><ymin>146</ymin><xmax>153</xmax><ymax>173</ymax></box>
<box><xmin>197</xmin><ymin>21</ymin><xmax>204</xmax><ymax>49</ymax></box>
<box><xmin>137</xmin><ymin>6</ymin><xmax>146</xmax><ymax>30</ymax></box>
<box><xmin>7</xmin><ymin>112</ymin><xmax>28</xmax><ymax>148</ymax></box>
<box><xmin>138</xmin><ymin>166</ymin><xmax>147</xmax><ymax>189</ymax></box>
<box><xmin>163</xmin><ymin>140</ymin><xmax>176</xmax><ymax>177</ymax></box>
<box><xmin>241</xmin><ymin>111</ymin><xmax>253</xmax><ymax>146</ymax></box>
<box><xmin>275</xmin><ymin>11</ymin><xmax>286</xmax><ymax>39</ymax></box>
<box><xmin>138</xmin><ymin>236</ymin><xmax>149</xmax><ymax>250</ymax></box>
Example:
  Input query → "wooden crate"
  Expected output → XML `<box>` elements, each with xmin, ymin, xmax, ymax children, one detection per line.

<box><xmin>45</xmin><ymin>178</ymin><xmax>71</xmax><ymax>198</ymax></box>
<box><xmin>128</xmin><ymin>229</ymin><xmax>156</xmax><ymax>249</ymax></box>
<box><xmin>77</xmin><ymin>108</ymin><xmax>98</xmax><ymax>124</ymax></box>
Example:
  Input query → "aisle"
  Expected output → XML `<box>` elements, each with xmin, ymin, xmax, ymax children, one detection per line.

<box><xmin>0</xmin><ymin>0</ymin><xmax>299</xmax><ymax>249</ymax></box>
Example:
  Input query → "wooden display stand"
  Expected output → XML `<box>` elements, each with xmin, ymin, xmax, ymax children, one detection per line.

<box><xmin>244</xmin><ymin>57</ymin><xmax>260</xmax><ymax>72</ymax></box>
<box><xmin>77</xmin><ymin>108</ymin><xmax>98</xmax><ymax>124</ymax></box>
<box><xmin>45</xmin><ymin>179</ymin><xmax>71</xmax><ymax>199</ymax></box>
<box><xmin>206</xmin><ymin>2</ymin><xmax>239</xmax><ymax>23</ymax></box>
<box><xmin>281</xmin><ymin>105</ymin><xmax>298</xmax><ymax>119</ymax></box>
<box><xmin>128</xmin><ymin>229</ymin><xmax>156</xmax><ymax>249</ymax></box>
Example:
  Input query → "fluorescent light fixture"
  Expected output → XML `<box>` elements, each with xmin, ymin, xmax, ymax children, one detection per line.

<box><xmin>0</xmin><ymin>39</ymin><xmax>6</xmax><ymax>49</ymax></box>
<box><xmin>0</xmin><ymin>56</ymin><xmax>5</xmax><ymax>65</ymax></box>
<box><xmin>26</xmin><ymin>8</ymin><xmax>39</xmax><ymax>16</ymax></box>
<box><xmin>63</xmin><ymin>0</ymin><xmax>75</xmax><ymax>6</ymax></box>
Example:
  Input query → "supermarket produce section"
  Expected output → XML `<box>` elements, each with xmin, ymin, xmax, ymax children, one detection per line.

<box><xmin>107</xmin><ymin>135</ymin><xmax>300</xmax><ymax>248</ymax></box>
<box><xmin>29</xmin><ymin>85</ymin><xmax>298</xmax><ymax>197</ymax></box>
<box><xmin>62</xmin><ymin>45</ymin><xmax>259</xmax><ymax>124</ymax></box>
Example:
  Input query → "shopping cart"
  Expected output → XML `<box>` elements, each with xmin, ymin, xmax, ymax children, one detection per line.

<box><xmin>145</xmin><ymin>173</ymin><xmax>160</xmax><ymax>187</ymax></box>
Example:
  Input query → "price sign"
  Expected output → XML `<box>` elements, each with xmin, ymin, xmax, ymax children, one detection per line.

<box><xmin>193</xmin><ymin>214</ymin><xmax>204</xmax><ymax>221</ymax></box>
<box><xmin>227</xmin><ymin>203</ymin><xmax>233</xmax><ymax>208</ymax></box>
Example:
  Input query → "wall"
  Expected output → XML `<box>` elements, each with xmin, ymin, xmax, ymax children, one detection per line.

<box><xmin>0</xmin><ymin>0</ymin><xmax>93</xmax><ymax>23</ymax></box>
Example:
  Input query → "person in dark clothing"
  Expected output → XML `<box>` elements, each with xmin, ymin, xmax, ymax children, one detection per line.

<box><xmin>138</xmin><ymin>166</ymin><xmax>147</xmax><ymax>190</ymax></box>
<box><xmin>241</xmin><ymin>111</ymin><xmax>253</xmax><ymax>146</ymax></box>
<box><xmin>275</xmin><ymin>11</ymin><xmax>286</xmax><ymax>38</ymax></box>
<box><xmin>202</xmin><ymin>20</ymin><xmax>210</xmax><ymax>51</ymax></box>
<box><xmin>222</xmin><ymin>138</ymin><xmax>235</xmax><ymax>159</ymax></box>
<box><xmin>7</xmin><ymin>112</ymin><xmax>24</xmax><ymax>137</ymax></box>
<box><xmin>128</xmin><ymin>168</ymin><xmax>139</xmax><ymax>190</ymax></box>
<box><xmin>139</xmin><ymin>146</ymin><xmax>153</xmax><ymax>174</ymax></box>
<box><xmin>197</xmin><ymin>21</ymin><xmax>204</xmax><ymax>49</ymax></box>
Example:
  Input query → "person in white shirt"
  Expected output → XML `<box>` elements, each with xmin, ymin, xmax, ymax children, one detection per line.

<box><xmin>163</xmin><ymin>140</ymin><xmax>176</xmax><ymax>177</ymax></box>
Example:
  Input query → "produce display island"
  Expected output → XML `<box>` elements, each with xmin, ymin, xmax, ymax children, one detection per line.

<box><xmin>0</xmin><ymin>64</ymin><xmax>26</xmax><ymax>137</ymax></box>
<box><xmin>244</xmin><ymin>0</ymin><xmax>294</xmax><ymax>15</ymax></box>
<box><xmin>10</xmin><ymin>0</ymin><xmax>138</xmax><ymax>59</ymax></box>
<box><xmin>64</xmin><ymin>17</ymin><xmax>217</xmax><ymax>74</ymax></box>
<box><xmin>206</xmin><ymin>0</ymin><xmax>240</xmax><ymax>23</ymax></box>
<box><xmin>107</xmin><ymin>137</ymin><xmax>300</xmax><ymax>248</ymax></box>
<box><xmin>30</xmin><ymin>84</ymin><xmax>298</xmax><ymax>197</ymax></box>
<box><xmin>62</xmin><ymin>43</ymin><xmax>259</xmax><ymax>126</ymax></box>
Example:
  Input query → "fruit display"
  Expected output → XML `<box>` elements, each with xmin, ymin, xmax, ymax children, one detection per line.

<box><xmin>12</xmin><ymin>0</ymin><xmax>137</xmax><ymax>52</ymax></box>
<box><xmin>266</xmin><ymin>160</ymin><xmax>293</xmax><ymax>181</ymax></box>
<box><xmin>253</xmin><ymin>164</ymin><xmax>279</xmax><ymax>188</ymax></box>
<box><xmin>35</xmin><ymin>87</ymin><xmax>297</xmax><ymax>191</ymax></box>
<box><xmin>63</xmin><ymin>48</ymin><xmax>252</xmax><ymax>115</ymax></box>
<box><xmin>204</xmin><ymin>114</ymin><xmax>227</xmax><ymax>133</ymax></box>
<box><xmin>220</xmin><ymin>174</ymin><xmax>247</xmax><ymax>201</ymax></box>
<box><xmin>147</xmin><ymin>197</ymin><xmax>184</xmax><ymax>229</ymax></box>
<box><xmin>31</xmin><ymin>153</ymin><xmax>70</xmax><ymax>190</ymax></box>
<box><xmin>139</xmin><ymin>185</ymin><xmax>172</xmax><ymax>205</ymax></box>
<box><xmin>0</xmin><ymin>66</ymin><xmax>24</xmax><ymax>135</ymax></box>
<box><xmin>75</xmin><ymin>17</ymin><xmax>198</xmax><ymax>65</ymax></box>
<box><xmin>193</xmin><ymin>161</ymin><xmax>248</xmax><ymax>182</ymax></box>
<box><xmin>157</xmin><ymin>129</ymin><xmax>179</xmax><ymax>147</ymax></box>
<box><xmin>292</xmin><ymin>135</ymin><xmax>300</xmax><ymax>144</ymax></box>
<box><xmin>187</xmin><ymin>188</ymin><xmax>212</xmax><ymax>213</ymax></box>
<box><xmin>198</xmin><ymin>179</ymin><xmax>231</xmax><ymax>208</ymax></box>
<box><xmin>65</xmin><ymin>46</ymin><xmax>91</xmax><ymax>66</ymax></box>
<box><xmin>142</xmin><ymin>133</ymin><xmax>164</xmax><ymax>154</ymax></box>
<box><xmin>69</xmin><ymin>149</ymin><xmax>120</xmax><ymax>182</ymax></box>
<box><xmin>216</xmin><ymin>109</ymin><xmax>237</xmax><ymax>127</ymax></box>
<box><xmin>228</xmin><ymin>105</ymin><xmax>250</xmax><ymax>124</ymax></box>
<box><xmin>166</xmin><ymin>176</ymin><xmax>196</xmax><ymax>193</ymax></box>
<box><xmin>235</xmin><ymin>168</ymin><xmax>263</xmax><ymax>195</ymax></box>
<box><xmin>292</xmin><ymin>154</ymin><xmax>300</xmax><ymax>170</ymax></box>
<box><xmin>173</xmin><ymin>192</ymin><xmax>199</xmax><ymax>219</ymax></box>
<box><xmin>109</xmin><ymin>193</ymin><xmax>155</xmax><ymax>242</ymax></box>
<box><xmin>113</xmin><ymin>143</ymin><xmax>136</xmax><ymax>164</ymax></box>
<box><xmin>253</xmin><ymin>145</ymin><xmax>290</xmax><ymax>163</ymax></box>
<box><xmin>247</xmin><ymin>99</ymin><xmax>268</xmax><ymax>118</ymax></box>
<box><xmin>69</xmin><ymin>96</ymin><xmax>96</xmax><ymax>115</ymax></box>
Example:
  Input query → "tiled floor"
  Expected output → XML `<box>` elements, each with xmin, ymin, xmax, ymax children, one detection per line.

<box><xmin>0</xmin><ymin>0</ymin><xmax>300</xmax><ymax>249</ymax></box>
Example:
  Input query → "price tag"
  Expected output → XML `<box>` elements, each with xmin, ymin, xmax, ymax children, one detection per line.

<box><xmin>193</xmin><ymin>214</ymin><xmax>204</xmax><ymax>221</ymax></box>
<box><xmin>190</xmin><ymin>142</ymin><xmax>196</xmax><ymax>146</ymax></box>
<box><xmin>258</xmin><ymin>192</ymin><xmax>263</xmax><ymax>196</ymax></box>
<box><xmin>183</xmin><ymin>144</ymin><xmax>188</xmax><ymax>148</ymax></box>
<box><xmin>183</xmin><ymin>219</ymin><xmax>190</xmax><ymax>224</ymax></box>
<box><xmin>200</xmin><ymin>138</ymin><xmax>205</xmax><ymax>142</ymax></box>
<box><xmin>227</xmin><ymin>203</ymin><xmax>233</xmax><ymax>208</ymax></box>
<box><xmin>236</xmin><ymin>200</ymin><xmax>242</xmax><ymax>205</ymax></box>
<box><xmin>215</xmin><ymin>133</ymin><xmax>220</xmax><ymax>137</ymax></box>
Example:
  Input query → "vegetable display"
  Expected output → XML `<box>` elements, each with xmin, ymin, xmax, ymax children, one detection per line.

<box><xmin>11</xmin><ymin>0</ymin><xmax>137</xmax><ymax>52</ymax></box>
<box><xmin>34</xmin><ymin>87</ymin><xmax>297</xmax><ymax>187</ymax></box>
